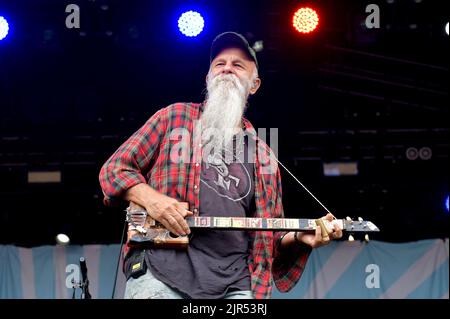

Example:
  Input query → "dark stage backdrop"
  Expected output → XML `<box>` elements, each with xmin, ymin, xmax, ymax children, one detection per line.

<box><xmin>0</xmin><ymin>0</ymin><xmax>448</xmax><ymax>246</ymax></box>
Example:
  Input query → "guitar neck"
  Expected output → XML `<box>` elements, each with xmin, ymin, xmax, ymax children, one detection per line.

<box><xmin>185</xmin><ymin>216</ymin><xmax>380</xmax><ymax>232</ymax></box>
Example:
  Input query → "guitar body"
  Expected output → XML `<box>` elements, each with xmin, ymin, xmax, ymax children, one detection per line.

<box><xmin>126</xmin><ymin>202</ymin><xmax>190</xmax><ymax>249</ymax></box>
<box><xmin>128</xmin><ymin>227</ymin><xmax>190</xmax><ymax>249</ymax></box>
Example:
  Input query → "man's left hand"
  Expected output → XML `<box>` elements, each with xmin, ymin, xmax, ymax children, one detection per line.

<box><xmin>297</xmin><ymin>213</ymin><xmax>343</xmax><ymax>248</ymax></box>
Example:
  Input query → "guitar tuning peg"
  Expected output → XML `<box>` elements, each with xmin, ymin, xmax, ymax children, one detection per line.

<box><xmin>346</xmin><ymin>216</ymin><xmax>352</xmax><ymax>223</ymax></box>
<box><xmin>348</xmin><ymin>234</ymin><xmax>355</xmax><ymax>242</ymax></box>
<box><xmin>358</xmin><ymin>217</ymin><xmax>363</xmax><ymax>223</ymax></box>
<box><xmin>364</xmin><ymin>234</ymin><xmax>370</xmax><ymax>242</ymax></box>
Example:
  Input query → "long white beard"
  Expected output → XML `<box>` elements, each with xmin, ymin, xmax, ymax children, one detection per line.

<box><xmin>200</xmin><ymin>73</ymin><xmax>251</xmax><ymax>155</ymax></box>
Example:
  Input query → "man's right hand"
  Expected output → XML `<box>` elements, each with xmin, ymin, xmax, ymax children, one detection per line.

<box><xmin>145</xmin><ymin>193</ymin><xmax>193</xmax><ymax>236</ymax></box>
<box><xmin>125</xmin><ymin>183</ymin><xmax>193</xmax><ymax>236</ymax></box>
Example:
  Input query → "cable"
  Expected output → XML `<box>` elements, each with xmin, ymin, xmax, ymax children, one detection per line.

<box><xmin>111</xmin><ymin>215</ymin><xmax>128</xmax><ymax>299</ymax></box>
<box><xmin>273</xmin><ymin>156</ymin><xmax>336</xmax><ymax>219</ymax></box>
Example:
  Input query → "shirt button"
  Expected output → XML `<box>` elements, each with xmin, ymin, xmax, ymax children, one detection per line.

<box><xmin>198</xmin><ymin>144</ymin><xmax>202</xmax><ymax>148</ymax></box>
<box><xmin>194</xmin><ymin>185</ymin><xmax>198</xmax><ymax>189</ymax></box>
<box><xmin>195</xmin><ymin>163</ymin><xmax>199</xmax><ymax>167</ymax></box>
<box><xmin>193</xmin><ymin>208</ymin><xmax>198</xmax><ymax>214</ymax></box>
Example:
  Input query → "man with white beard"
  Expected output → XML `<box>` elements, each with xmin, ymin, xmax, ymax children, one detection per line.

<box><xmin>200</xmin><ymin>49</ymin><xmax>258</xmax><ymax>158</ymax></box>
<box><xmin>99</xmin><ymin>32</ymin><xmax>342</xmax><ymax>299</ymax></box>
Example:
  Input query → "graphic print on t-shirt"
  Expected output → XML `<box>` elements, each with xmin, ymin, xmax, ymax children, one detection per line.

<box><xmin>201</xmin><ymin>151</ymin><xmax>252</xmax><ymax>202</ymax></box>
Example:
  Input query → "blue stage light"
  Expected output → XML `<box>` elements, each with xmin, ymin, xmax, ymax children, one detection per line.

<box><xmin>178</xmin><ymin>11</ymin><xmax>204</xmax><ymax>37</ymax></box>
<box><xmin>0</xmin><ymin>16</ymin><xmax>9</xmax><ymax>41</ymax></box>
<box><xmin>445</xmin><ymin>195</ymin><xmax>449</xmax><ymax>213</ymax></box>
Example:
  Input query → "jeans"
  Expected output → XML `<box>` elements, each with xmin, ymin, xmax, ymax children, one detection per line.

<box><xmin>124</xmin><ymin>268</ymin><xmax>254</xmax><ymax>299</ymax></box>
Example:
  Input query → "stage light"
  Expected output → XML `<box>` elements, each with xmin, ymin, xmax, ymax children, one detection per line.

<box><xmin>446</xmin><ymin>22</ymin><xmax>449</xmax><ymax>36</ymax></box>
<box><xmin>252</xmin><ymin>40</ymin><xmax>264</xmax><ymax>52</ymax></box>
<box><xmin>56</xmin><ymin>233</ymin><xmax>70</xmax><ymax>245</ymax></box>
<box><xmin>418</xmin><ymin>147</ymin><xmax>432</xmax><ymax>160</ymax></box>
<box><xmin>406</xmin><ymin>147</ymin><xmax>419</xmax><ymax>160</ymax></box>
<box><xmin>178</xmin><ymin>11</ymin><xmax>204</xmax><ymax>37</ymax></box>
<box><xmin>445</xmin><ymin>195</ymin><xmax>449</xmax><ymax>213</ymax></box>
<box><xmin>0</xmin><ymin>16</ymin><xmax>9</xmax><ymax>41</ymax></box>
<box><xmin>292</xmin><ymin>7</ymin><xmax>319</xmax><ymax>34</ymax></box>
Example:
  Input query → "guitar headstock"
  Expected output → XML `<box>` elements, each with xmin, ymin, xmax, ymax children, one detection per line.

<box><xmin>341</xmin><ymin>217</ymin><xmax>380</xmax><ymax>232</ymax></box>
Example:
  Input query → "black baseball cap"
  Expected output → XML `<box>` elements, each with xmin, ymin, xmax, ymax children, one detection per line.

<box><xmin>210</xmin><ymin>32</ymin><xmax>258</xmax><ymax>69</ymax></box>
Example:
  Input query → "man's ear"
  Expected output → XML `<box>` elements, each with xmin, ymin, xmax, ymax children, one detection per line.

<box><xmin>249</xmin><ymin>78</ymin><xmax>261</xmax><ymax>95</ymax></box>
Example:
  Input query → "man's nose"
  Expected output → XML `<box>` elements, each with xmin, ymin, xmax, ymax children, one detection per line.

<box><xmin>221</xmin><ymin>62</ymin><xmax>233</xmax><ymax>74</ymax></box>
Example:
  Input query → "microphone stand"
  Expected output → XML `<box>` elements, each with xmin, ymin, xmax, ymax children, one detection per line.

<box><xmin>81</xmin><ymin>278</ymin><xmax>92</xmax><ymax>299</ymax></box>
<box><xmin>77</xmin><ymin>257</ymin><xmax>92</xmax><ymax>299</ymax></box>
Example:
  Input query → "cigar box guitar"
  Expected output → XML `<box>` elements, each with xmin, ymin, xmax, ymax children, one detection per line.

<box><xmin>125</xmin><ymin>202</ymin><xmax>380</xmax><ymax>249</ymax></box>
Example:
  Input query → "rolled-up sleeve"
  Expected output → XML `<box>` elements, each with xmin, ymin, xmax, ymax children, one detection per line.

<box><xmin>271</xmin><ymin>167</ymin><xmax>312</xmax><ymax>293</ymax></box>
<box><xmin>99</xmin><ymin>109</ymin><xmax>166</xmax><ymax>206</ymax></box>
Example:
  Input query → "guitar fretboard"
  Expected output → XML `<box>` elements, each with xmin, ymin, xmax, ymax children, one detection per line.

<box><xmin>185</xmin><ymin>216</ymin><xmax>380</xmax><ymax>232</ymax></box>
<box><xmin>187</xmin><ymin>216</ymin><xmax>324</xmax><ymax>231</ymax></box>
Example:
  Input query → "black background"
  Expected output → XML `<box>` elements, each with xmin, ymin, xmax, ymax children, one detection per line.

<box><xmin>0</xmin><ymin>0</ymin><xmax>448</xmax><ymax>246</ymax></box>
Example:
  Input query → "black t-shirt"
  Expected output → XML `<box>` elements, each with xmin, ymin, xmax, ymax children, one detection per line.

<box><xmin>145</xmin><ymin>133</ymin><xmax>255</xmax><ymax>298</ymax></box>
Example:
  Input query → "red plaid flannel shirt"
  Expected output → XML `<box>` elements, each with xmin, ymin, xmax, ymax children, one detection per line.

<box><xmin>99</xmin><ymin>102</ymin><xmax>311</xmax><ymax>299</ymax></box>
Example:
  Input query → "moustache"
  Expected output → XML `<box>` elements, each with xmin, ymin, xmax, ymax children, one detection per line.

<box><xmin>213</xmin><ymin>74</ymin><xmax>239</xmax><ymax>84</ymax></box>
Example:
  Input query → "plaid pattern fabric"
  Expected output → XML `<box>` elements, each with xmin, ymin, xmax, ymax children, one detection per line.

<box><xmin>99</xmin><ymin>102</ymin><xmax>311</xmax><ymax>299</ymax></box>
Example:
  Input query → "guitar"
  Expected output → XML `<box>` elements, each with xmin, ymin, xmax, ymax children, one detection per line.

<box><xmin>125</xmin><ymin>202</ymin><xmax>380</xmax><ymax>249</ymax></box>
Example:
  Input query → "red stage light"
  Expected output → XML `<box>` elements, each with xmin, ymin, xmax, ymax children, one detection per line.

<box><xmin>292</xmin><ymin>7</ymin><xmax>319</xmax><ymax>34</ymax></box>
